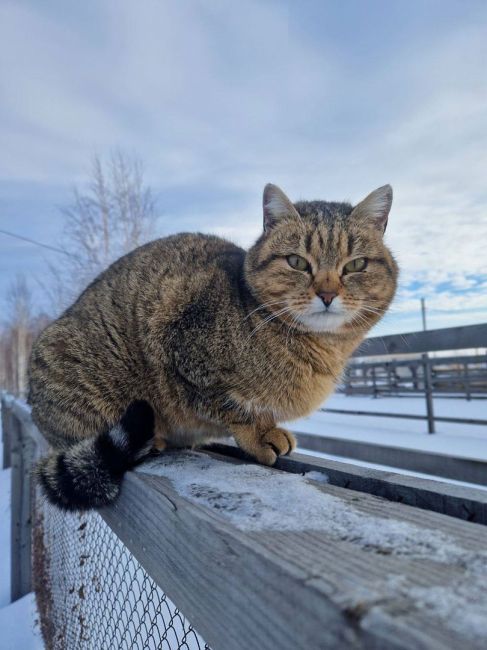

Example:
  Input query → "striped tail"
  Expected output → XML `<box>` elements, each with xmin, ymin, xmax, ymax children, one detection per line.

<box><xmin>36</xmin><ymin>400</ymin><xmax>154</xmax><ymax>511</ymax></box>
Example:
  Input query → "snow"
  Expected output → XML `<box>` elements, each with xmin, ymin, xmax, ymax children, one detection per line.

<box><xmin>0</xmin><ymin>593</ymin><xmax>43</xmax><ymax>650</ymax></box>
<box><xmin>137</xmin><ymin>451</ymin><xmax>471</xmax><ymax>557</ymax></box>
<box><xmin>302</xmin><ymin>470</ymin><xmax>329</xmax><ymax>484</ymax></box>
<box><xmin>287</xmin><ymin>393</ymin><xmax>487</xmax><ymax>461</ymax></box>
<box><xmin>138</xmin><ymin>450</ymin><xmax>487</xmax><ymax>643</ymax></box>
<box><xmin>408</xmin><ymin>579</ymin><xmax>487</xmax><ymax>643</ymax></box>
<box><xmin>3</xmin><ymin>394</ymin><xmax>487</xmax><ymax>645</ymax></box>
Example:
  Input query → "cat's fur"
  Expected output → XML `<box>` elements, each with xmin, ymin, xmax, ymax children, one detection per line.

<box><xmin>29</xmin><ymin>183</ymin><xmax>398</xmax><ymax>509</ymax></box>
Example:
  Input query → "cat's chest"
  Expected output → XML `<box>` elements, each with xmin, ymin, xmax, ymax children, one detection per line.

<box><xmin>273</xmin><ymin>367</ymin><xmax>336</xmax><ymax>421</ymax></box>
<box><xmin>236</xmin><ymin>356</ymin><xmax>339</xmax><ymax>423</ymax></box>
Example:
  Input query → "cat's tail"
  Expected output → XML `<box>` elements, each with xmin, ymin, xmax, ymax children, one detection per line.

<box><xmin>36</xmin><ymin>400</ymin><xmax>155</xmax><ymax>511</ymax></box>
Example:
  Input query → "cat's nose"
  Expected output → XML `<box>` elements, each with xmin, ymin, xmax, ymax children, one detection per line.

<box><xmin>318</xmin><ymin>291</ymin><xmax>337</xmax><ymax>307</ymax></box>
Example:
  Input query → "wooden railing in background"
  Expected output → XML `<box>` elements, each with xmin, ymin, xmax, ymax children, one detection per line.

<box><xmin>331</xmin><ymin>323</ymin><xmax>487</xmax><ymax>433</ymax></box>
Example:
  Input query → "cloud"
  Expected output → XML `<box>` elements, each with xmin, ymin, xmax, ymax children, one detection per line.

<box><xmin>1</xmin><ymin>0</ymin><xmax>486</xmax><ymax>331</ymax></box>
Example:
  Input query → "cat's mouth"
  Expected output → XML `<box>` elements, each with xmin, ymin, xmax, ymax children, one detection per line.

<box><xmin>295</xmin><ymin>308</ymin><xmax>351</xmax><ymax>333</ymax></box>
<box><xmin>309</xmin><ymin>307</ymin><xmax>341</xmax><ymax>316</ymax></box>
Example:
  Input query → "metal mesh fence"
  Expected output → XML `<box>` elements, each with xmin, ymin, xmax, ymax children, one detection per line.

<box><xmin>33</xmin><ymin>491</ymin><xmax>212</xmax><ymax>650</ymax></box>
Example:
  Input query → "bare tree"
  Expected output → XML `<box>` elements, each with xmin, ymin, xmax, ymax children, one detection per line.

<box><xmin>48</xmin><ymin>151</ymin><xmax>157</xmax><ymax>312</ymax></box>
<box><xmin>0</xmin><ymin>275</ymin><xmax>50</xmax><ymax>397</ymax></box>
<box><xmin>0</xmin><ymin>275</ymin><xmax>51</xmax><ymax>396</ymax></box>
<box><xmin>6</xmin><ymin>274</ymin><xmax>32</xmax><ymax>397</ymax></box>
<box><xmin>0</xmin><ymin>151</ymin><xmax>156</xmax><ymax>396</ymax></box>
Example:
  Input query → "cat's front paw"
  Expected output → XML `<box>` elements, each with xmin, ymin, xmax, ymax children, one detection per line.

<box><xmin>254</xmin><ymin>427</ymin><xmax>296</xmax><ymax>466</ymax></box>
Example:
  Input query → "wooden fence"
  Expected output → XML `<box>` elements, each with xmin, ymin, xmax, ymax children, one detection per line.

<box><xmin>341</xmin><ymin>354</ymin><xmax>487</xmax><ymax>399</ymax></box>
<box><xmin>3</xmin><ymin>393</ymin><xmax>487</xmax><ymax>649</ymax></box>
<box><xmin>332</xmin><ymin>323</ymin><xmax>487</xmax><ymax>433</ymax></box>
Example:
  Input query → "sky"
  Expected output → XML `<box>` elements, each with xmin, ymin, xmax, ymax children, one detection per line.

<box><xmin>1</xmin><ymin>0</ymin><xmax>487</xmax><ymax>336</ymax></box>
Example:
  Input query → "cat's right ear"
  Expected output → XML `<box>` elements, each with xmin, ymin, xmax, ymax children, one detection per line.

<box><xmin>351</xmin><ymin>184</ymin><xmax>393</xmax><ymax>234</ymax></box>
<box><xmin>263</xmin><ymin>184</ymin><xmax>300</xmax><ymax>232</ymax></box>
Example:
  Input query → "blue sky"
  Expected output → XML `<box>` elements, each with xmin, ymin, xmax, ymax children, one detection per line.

<box><xmin>1</xmin><ymin>0</ymin><xmax>487</xmax><ymax>335</ymax></box>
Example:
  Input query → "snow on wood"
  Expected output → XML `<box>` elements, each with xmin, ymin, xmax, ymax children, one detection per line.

<box><xmin>136</xmin><ymin>450</ymin><xmax>487</xmax><ymax>647</ymax></box>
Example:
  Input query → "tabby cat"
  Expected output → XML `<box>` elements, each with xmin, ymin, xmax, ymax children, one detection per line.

<box><xmin>29</xmin><ymin>183</ymin><xmax>398</xmax><ymax>510</ymax></box>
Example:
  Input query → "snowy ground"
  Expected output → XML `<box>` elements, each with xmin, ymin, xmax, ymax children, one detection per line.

<box><xmin>0</xmin><ymin>594</ymin><xmax>42</xmax><ymax>650</ymax></box>
<box><xmin>0</xmin><ymin>411</ymin><xmax>44</xmax><ymax>649</ymax></box>
<box><xmin>288</xmin><ymin>393</ymin><xmax>487</xmax><ymax>461</ymax></box>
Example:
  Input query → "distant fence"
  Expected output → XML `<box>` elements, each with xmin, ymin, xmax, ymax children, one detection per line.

<box><xmin>340</xmin><ymin>354</ymin><xmax>487</xmax><ymax>399</ymax></box>
<box><xmin>352</xmin><ymin>322</ymin><xmax>487</xmax><ymax>357</ymax></box>
<box><xmin>331</xmin><ymin>323</ymin><xmax>487</xmax><ymax>433</ymax></box>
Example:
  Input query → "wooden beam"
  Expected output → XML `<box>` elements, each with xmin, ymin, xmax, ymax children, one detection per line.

<box><xmin>354</xmin><ymin>323</ymin><xmax>487</xmax><ymax>357</ymax></box>
<box><xmin>4</xmin><ymin>394</ymin><xmax>487</xmax><ymax>649</ymax></box>
<box><xmin>102</xmin><ymin>470</ymin><xmax>358</xmax><ymax>650</ymax></box>
<box><xmin>8</xmin><ymin>406</ymin><xmax>35</xmax><ymax>601</ymax></box>
<box><xmin>1</xmin><ymin>394</ymin><xmax>13</xmax><ymax>469</ymax></box>
<box><xmin>101</xmin><ymin>451</ymin><xmax>487</xmax><ymax>650</ymax></box>
<box><xmin>2</xmin><ymin>396</ymin><xmax>49</xmax><ymax>603</ymax></box>
<box><xmin>294</xmin><ymin>431</ymin><xmax>487</xmax><ymax>486</ymax></box>
<box><xmin>320</xmin><ymin>408</ymin><xmax>487</xmax><ymax>426</ymax></box>
<box><xmin>205</xmin><ymin>444</ymin><xmax>487</xmax><ymax>525</ymax></box>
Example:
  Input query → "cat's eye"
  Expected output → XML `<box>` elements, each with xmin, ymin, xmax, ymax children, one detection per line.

<box><xmin>343</xmin><ymin>257</ymin><xmax>368</xmax><ymax>274</ymax></box>
<box><xmin>287</xmin><ymin>254</ymin><xmax>310</xmax><ymax>272</ymax></box>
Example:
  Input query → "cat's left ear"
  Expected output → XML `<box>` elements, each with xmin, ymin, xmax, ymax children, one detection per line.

<box><xmin>263</xmin><ymin>183</ymin><xmax>300</xmax><ymax>232</ymax></box>
<box><xmin>351</xmin><ymin>184</ymin><xmax>393</xmax><ymax>234</ymax></box>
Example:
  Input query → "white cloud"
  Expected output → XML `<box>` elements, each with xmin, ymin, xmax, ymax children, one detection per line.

<box><xmin>1</xmin><ymin>0</ymin><xmax>487</xmax><ymax>331</ymax></box>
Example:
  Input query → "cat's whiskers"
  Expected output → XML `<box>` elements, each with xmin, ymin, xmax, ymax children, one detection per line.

<box><xmin>243</xmin><ymin>299</ymin><xmax>287</xmax><ymax>322</ymax></box>
<box><xmin>359</xmin><ymin>306</ymin><xmax>387</xmax><ymax>317</ymax></box>
<box><xmin>349</xmin><ymin>311</ymin><xmax>371</xmax><ymax>330</ymax></box>
<box><xmin>247</xmin><ymin>306</ymin><xmax>296</xmax><ymax>340</ymax></box>
<box><xmin>363</xmin><ymin>299</ymin><xmax>400</xmax><ymax>314</ymax></box>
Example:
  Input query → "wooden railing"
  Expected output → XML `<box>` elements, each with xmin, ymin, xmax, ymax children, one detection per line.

<box><xmin>340</xmin><ymin>354</ymin><xmax>487</xmax><ymax>399</ymax></box>
<box><xmin>333</xmin><ymin>323</ymin><xmax>487</xmax><ymax>433</ymax></box>
<box><xmin>352</xmin><ymin>322</ymin><xmax>487</xmax><ymax>357</ymax></box>
<box><xmin>2</xmin><ymin>393</ymin><xmax>487</xmax><ymax>649</ymax></box>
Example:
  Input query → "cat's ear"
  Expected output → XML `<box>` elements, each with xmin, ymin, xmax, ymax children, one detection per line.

<box><xmin>263</xmin><ymin>183</ymin><xmax>300</xmax><ymax>232</ymax></box>
<box><xmin>351</xmin><ymin>184</ymin><xmax>393</xmax><ymax>234</ymax></box>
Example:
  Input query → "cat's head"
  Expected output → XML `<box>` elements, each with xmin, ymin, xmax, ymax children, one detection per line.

<box><xmin>244</xmin><ymin>184</ymin><xmax>398</xmax><ymax>334</ymax></box>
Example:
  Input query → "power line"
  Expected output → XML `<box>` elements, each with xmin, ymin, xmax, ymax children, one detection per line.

<box><xmin>0</xmin><ymin>228</ymin><xmax>71</xmax><ymax>256</ymax></box>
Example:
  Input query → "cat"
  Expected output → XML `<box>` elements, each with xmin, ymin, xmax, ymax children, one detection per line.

<box><xmin>29</xmin><ymin>183</ymin><xmax>398</xmax><ymax>510</ymax></box>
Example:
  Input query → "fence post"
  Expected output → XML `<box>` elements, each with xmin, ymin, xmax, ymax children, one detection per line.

<box><xmin>344</xmin><ymin>367</ymin><xmax>351</xmax><ymax>395</ymax></box>
<box><xmin>422</xmin><ymin>354</ymin><xmax>435</xmax><ymax>434</ymax></box>
<box><xmin>411</xmin><ymin>365</ymin><xmax>419</xmax><ymax>392</ymax></box>
<box><xmin>1</xmin><ymin>395</ymin><xmax>13</xmax><ymax>469</ymax></box>
<box><xmin>372</xmin><ymin>366</ymin><xmax>379</xmax><ymax>397</ymax></box>
<box><xmin>10</xmin><ymin>412</ymin><xmax>36</xmax><ymax>601</ymax></box>
<box><xmin>463</xmin><ymin>363</ymin><xmax>472</xmax><ymax>401</ymax></box>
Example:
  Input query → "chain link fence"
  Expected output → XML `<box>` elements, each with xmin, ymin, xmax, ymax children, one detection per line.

<box><xmin>33</xmin><ymin>493</ymin><xmax>212</xmax><ymax>650</ymax></box>
<box><xmin>2</xmin><ymin>395</ymin><xmax>212</xmax><ymax>650</ymax></box>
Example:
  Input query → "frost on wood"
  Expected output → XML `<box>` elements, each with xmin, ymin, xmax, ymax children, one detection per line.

<box><xmin>137</xmin><ymin>451</ymin><xmax>487</xmax><ymax>643</ymax></box>
<box><xmin>138</xmin><ymin>451</ymin><xmax>455</xmax><ymax>546</ymax></box>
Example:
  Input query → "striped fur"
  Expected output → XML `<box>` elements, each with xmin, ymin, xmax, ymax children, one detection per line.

<box><xmin>29</xmin><ymin>183</ymin><xmax>398</xmax><ymax>511</ymax></box>
<box><xmin>36</xmin><ymin>401</ymin><xmax>154</xmax><ymax>510</ymax></box>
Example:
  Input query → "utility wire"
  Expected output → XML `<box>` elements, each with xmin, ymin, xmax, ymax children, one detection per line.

<box><xmin>0</xmin><ymin>228</ymin><xmax>71</xmax><ymax>256</ymax></box>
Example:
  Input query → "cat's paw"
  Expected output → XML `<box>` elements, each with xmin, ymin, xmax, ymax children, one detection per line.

<box><xmin>254</xmin><ymin>427</ymin><xmax>296</xmax><ymax>466</ymax></box>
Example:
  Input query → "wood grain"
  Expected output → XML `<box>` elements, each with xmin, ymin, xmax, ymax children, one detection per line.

<box><xmin>101</xmin><ymin>451</ymin><xmax>487</xmax><ymax>650</ymax></box>
<box><xmin>206</xmin><ymin>443</ymin><xmax>487</xmax><ymax>525</ymax></box>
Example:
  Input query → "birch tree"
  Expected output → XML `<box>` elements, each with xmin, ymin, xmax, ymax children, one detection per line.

<box><xmin>49</xmin><ymin>151</ymin><xmax>157</xmax><ymax>312</ymax></box>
